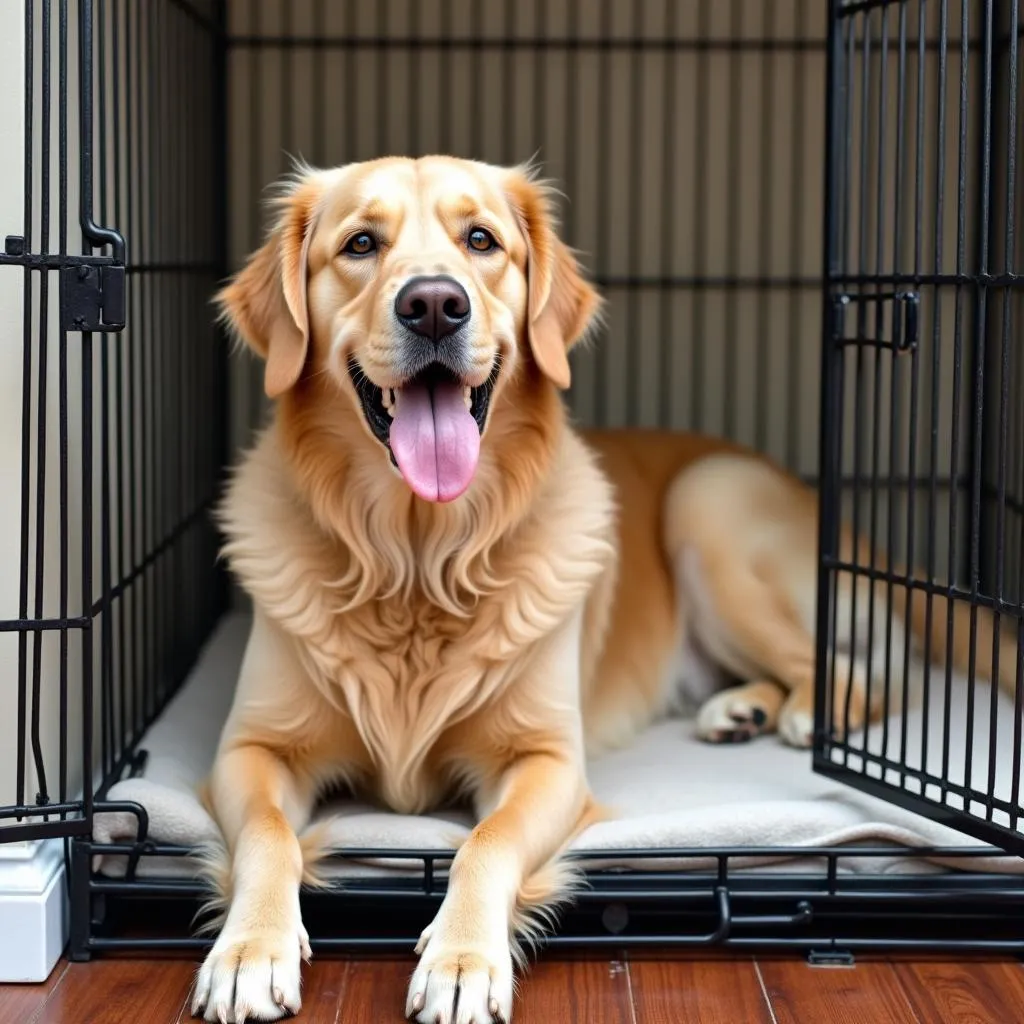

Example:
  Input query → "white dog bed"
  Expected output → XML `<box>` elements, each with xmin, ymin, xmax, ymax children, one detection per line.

<box><xmin>92</xmin><ymin>612</ymin><xmax>1024</xmax><ymax>881</ymax></box>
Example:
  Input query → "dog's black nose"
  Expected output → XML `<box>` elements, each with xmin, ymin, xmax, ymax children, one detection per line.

<box><xmin>394</xmin><ymin>276</ymin><xmax>471</xmax><ymax>342</ymax></box>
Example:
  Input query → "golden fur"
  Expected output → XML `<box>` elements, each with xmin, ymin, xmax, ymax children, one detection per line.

<box><xmin>193</xmin><ymin>157</ymin><xmax>1017</xmax><ymax>1024</ymax></box>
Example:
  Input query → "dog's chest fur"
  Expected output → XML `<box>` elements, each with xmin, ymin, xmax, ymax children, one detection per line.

<box><xmin>221</xmin><ymin>425</ymin><xmax>617</xmax><ymax>814</ymax></box>
<box><xmin>323</xmin><ymin>597</ymin><xmax>526</xmax><ymax>811</ymax></box>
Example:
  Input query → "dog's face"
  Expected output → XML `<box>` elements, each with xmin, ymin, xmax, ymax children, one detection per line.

<box><xmin>219</xmin><ymin>157</ymin><xmax>600</xmax><ymax>503</ymax></box>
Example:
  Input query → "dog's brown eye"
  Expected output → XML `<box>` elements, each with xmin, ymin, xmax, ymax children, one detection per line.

<box><xmin>467</xmin><ymin>227</ymin><xmax>497</xmax><ymax>253</ymax></box>
<box><xmin>343</xmin><ymin>233</ymin><xmax>377</xmax><ymax>257</ymax></box>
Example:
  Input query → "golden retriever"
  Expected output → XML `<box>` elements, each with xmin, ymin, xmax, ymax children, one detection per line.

<box><xmin>192</xmin><ymin>156</ymin><xmax>1017</xmax><ymax>1024</ymax></box>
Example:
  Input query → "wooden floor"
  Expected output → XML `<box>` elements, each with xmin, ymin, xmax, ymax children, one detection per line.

<box><xmin>4</xmin><ymin>953</ymin><xmax>1024</xmax><ymax>1023</ymax></box>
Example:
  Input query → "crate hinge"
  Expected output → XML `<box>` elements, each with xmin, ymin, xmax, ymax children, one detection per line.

<box><xmin>3</xmin><ymin>234</ymin><xmax>125</xmax><ymax>333</ymax></box>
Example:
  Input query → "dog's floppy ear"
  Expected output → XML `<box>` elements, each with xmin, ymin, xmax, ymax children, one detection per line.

<box><xmin>217</xmin><ymin>174</ymin><xmax>324</xmax><ymax>399</ymax></box>
<box><xmin>505</xmin><ymin>168</ymin><xmax>602</xmax><ymax>390</ymax></box>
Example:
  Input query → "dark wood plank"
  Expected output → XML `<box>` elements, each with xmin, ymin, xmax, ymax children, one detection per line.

<box><xmin>630</xmin><ymin>957</ymin><xmax>772</xmax><ymax>1024</ymax></box>
<box><xmin>13</xmin><ymin>955</ymin><xmax>1024</xmax><ymax>1024</ymax></box>
<box><xmin>757</xmin><ymin>958</ymin><xmax>920</xmax><ymax>1024</ymax></box>
<box><xmin>895</xmin><ymin>960</ymin><xmax>1024</xmax><ymax>1023</ymax></box>
<box><xmin>336</xmin><ymin>958</ymin><xmax>415</xmax><ymax>1023</ymax></box>
<box><xmin>167</xmin><ymin>958</ymin><xmax>351</xmax><ymax>1023</ymax></box>
<box><xmin>515</xmin><ymin>957</ymin><xmax>634</xmax><ymax>1023</ymax></box>
<box><xmin>0</xmin><ymin>960</ymin><xmax>69</xmax><ymax>1024</ymax></box>
<box><xmin>288</xmin><ymin>959</ymin><xmax>351</xmax><ymax>1024</ymax></box>
<box><xmin>35</xmin><ymin>960</ymin><xmax>196</xmax><ymax>1024</ymax></box>
<box><xmin>336</xmin><ymin>955</ymin><xmax>635</xmax><ymax>1023</ymax></box>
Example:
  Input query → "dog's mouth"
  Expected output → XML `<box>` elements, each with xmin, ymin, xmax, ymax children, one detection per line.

<box><xmin>349</xmin><ymin>359</ymin><xmax>499</xmax><ymax>503</ymax></box>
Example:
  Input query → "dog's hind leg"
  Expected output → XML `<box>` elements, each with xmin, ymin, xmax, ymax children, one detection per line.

<box><xmin>684</xmin><ymin>546</ymin><xmax>866</xmax><ymax>748</ymax></box>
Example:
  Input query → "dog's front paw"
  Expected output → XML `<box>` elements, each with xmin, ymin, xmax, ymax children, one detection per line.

<box><xmin>406</xmin><ymin>920</ymin><xmax>514</xmax><ymax>1024</ymax></box>
<box><xmin>192</xmin><ymin>922</ymin><xmax>310</xmax><ymax>1023</ymax></box>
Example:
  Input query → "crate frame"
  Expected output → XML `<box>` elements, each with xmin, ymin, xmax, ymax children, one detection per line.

<box><xmin>1</xmin><ymin>0</ymin><xmax>1023</xmax><ymax>963</ymax></box>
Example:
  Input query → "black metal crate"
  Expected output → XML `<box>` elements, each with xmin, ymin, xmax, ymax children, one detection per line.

<box><xmin>2</xmin><ymin>0</ymin><xmax>1024</xmax><ymax>964</ymax></box>
<box><xmin>0</xmin><ymin>0</ymin><xmax>229</xmax><ymax>846</ymax></box>
<box><xmin>814</xmin><ymin>0</ymin><xmax>1024</xmax><ymax>858</ymax></box>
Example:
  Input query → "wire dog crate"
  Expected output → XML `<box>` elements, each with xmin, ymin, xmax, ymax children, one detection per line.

<box><xmin>2</xmin><ymin>0</ymin><xmax>1024</xmax><ymax>968</ymax></box>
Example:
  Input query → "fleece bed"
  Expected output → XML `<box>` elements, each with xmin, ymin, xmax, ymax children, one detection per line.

<box><xmin>93</xmin><ymin>612</ymin><xmax>1024</xmax><ymax>880</ymax></box>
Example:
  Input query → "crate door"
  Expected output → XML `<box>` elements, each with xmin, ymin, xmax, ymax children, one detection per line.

<box><xmin>812</xmin><ymin>0</ymin><xmax>1024</xmax><ymax>855</ymax></box>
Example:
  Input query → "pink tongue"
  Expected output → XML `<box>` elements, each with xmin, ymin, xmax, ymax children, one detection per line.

<box><xmin>389</xmin><ymin>380</ymin><xmax>481</xmax><ymax>502</ymax></box>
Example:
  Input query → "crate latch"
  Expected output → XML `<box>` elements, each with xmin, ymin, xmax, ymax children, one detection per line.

<box><xmin>830</xmin><ymin>290</ymin><xmax>919</xmax><ymax>353</ymax></box>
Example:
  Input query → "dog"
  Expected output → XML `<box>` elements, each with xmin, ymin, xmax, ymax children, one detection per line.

<box><xmin>192</xmin><ymin>156</ymin><xmax>1017</xmax><ymax>1023</ymax></box>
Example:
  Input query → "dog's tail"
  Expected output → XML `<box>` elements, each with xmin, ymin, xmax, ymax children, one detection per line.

<box><xmin>905</xmin><ymin>586</ymin><xmax>1020</xmax><ymax>702</ymax></box>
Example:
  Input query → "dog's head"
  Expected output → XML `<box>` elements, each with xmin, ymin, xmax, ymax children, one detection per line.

<box><xmin>218</xmin><ymin>157</ymin><xmax>601</xmax><ymax>503</ymax></box>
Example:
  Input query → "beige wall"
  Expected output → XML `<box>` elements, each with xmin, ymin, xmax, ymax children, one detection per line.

<box><xmin>0</xmin><ymin>0</ymin><xmax>27</xmax><ymax>812</ymax></box>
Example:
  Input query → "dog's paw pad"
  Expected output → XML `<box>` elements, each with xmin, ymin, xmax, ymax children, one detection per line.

<box><xmin>696</xmin><ymin>691</ymin><xmax>771</xmax><ymax>744</ymax></box>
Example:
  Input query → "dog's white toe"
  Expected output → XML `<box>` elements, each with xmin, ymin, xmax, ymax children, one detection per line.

<box><xmin>193</xmin><ymin>926</ymin><xmax>306</xmax><ymax>1023</ymax></box>
<box><xmin>407</xmin><ymin>929</ymin><xmax>514</xmax><ymax>1024</ymax></box>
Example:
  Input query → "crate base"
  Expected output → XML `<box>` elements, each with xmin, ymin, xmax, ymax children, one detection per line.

<box><xmin>73</xmin><ymin>855</ymin><xmax>1024</xmax><ymax>957</ymax></box>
